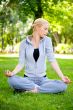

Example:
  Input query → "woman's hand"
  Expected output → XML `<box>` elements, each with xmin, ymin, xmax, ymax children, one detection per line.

<box><xmin>62</xmin><ymin>76</ymin><xmax>71</xmax><ymax>84</ymax></box>
<box><xmin>5</xmin><ymin>70</ymin><xmax>13</xmax><ymax>77</ymax></box>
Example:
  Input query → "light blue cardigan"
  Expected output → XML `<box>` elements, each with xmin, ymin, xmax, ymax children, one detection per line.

<box><xmin>19</xmin><ymin>36</ymin><xmax>56</xmax><ymax>77</ymax></box>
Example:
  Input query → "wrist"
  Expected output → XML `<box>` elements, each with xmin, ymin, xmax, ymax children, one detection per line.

<box><xmin>59</xmin><ymin>73</ymin><xmax>64</xmax><ymax>80</ymax></box>
<box><xmin>61</xmin><ymin>75</ymin><xmax>65</xmax><ymax>81</ymax></box>
<box><xmin>12</xmin><ymin>71</ymin><xmax>16</xmax><ymax>75</ymax></box>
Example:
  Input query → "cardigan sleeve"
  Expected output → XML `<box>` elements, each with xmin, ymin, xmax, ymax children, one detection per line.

<box><xmin>19</xmin><ymin>39</ymin><xmax>26</xmax><ymax>66</ymax></box>
<box><xmin>45</xmin><ymin>37</ymin><xmax>56</xmax><ymax>62</ymax></box>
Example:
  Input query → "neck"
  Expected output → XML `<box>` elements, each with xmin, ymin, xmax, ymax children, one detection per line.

<box><xmin>31</xmin><ymin>32</ymin><xmax>40</xmax><ymax>48</ymax></box>
<box><xmin>32</xmin><ymin>32</ymin><xmax>40</xmax><ymax>42</ymax></box>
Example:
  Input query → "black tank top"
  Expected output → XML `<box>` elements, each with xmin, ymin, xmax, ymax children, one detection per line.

<box><xmin>33</xmin><ymin>48</ymin><xmax>39</xmax><ymax>62</ymax></box>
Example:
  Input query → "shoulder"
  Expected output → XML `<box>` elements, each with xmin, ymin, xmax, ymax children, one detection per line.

<box><xmin>44</xmin><ymin>36</ymin><xmax>52</xmax><ymax>43</ymax></box>
<box><xmin>20</xmin><ymin>39</ymin><xmax>26</xmax><ymax>45</ymax></box>
<box><xmin>20</xmin><ymin>38</ymin><xmax>27</xmax><ymax>48</ymax></box>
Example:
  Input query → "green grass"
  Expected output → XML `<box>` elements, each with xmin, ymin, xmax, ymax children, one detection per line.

<box><xmin>0</xmin><ymin>56</ymin><xmax>73</xmax><ymax>110</ymax></box>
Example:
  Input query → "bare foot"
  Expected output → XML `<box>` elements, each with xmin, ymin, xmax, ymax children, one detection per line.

<box><xmin>25</xmin><ymin>87</ymin><xmax>38</xmax><ymax>93</ymax></box>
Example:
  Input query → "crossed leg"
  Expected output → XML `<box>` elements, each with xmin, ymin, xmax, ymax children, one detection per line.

<box><xmin>38</xmin><ymin>78</ymin><xmax>67</xmax><ymax>93</ymax></box>
<box><xmin>8</xmin><ymin>75</ymin><xmax>37</xmax><ymax>91</ymax></box>
<box><xmin>8</xmin><ymin>75</ymin><xmax>67</xmax><ymax>93</ymax></box>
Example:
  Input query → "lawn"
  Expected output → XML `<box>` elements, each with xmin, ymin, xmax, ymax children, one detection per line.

<box><xmin>0</xmin><ymin>56</ymin><xmax>73</xmax><ymax>110</ymax></box>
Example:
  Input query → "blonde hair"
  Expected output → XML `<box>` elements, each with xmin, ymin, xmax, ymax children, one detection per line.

<box><xmin>32</xmin><ymin>18</ymin><xmax>49</xmax><ymax>29</ymax></box>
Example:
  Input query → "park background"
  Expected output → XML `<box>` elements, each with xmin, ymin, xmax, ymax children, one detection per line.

<box><xmin>0</xmin><ymin>0</ymin><xmax>73</xmax><ymax>110</ymax></box>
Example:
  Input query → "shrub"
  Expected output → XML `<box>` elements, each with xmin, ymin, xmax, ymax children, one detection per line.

<box><xmin>55</xmin><ymin>43</ymin><xmax>73</xmax><ymax>54</ymax></box>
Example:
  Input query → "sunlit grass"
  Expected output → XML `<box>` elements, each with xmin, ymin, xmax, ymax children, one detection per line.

<box><xmin>0</xmin><ymin>56</ymin><xmax>73</xmax><ymax>110</ymax></box>
<box><xmin>0</xmin><ymin>53</ymin><xmax>18</xmax><ymax>57</ymax></box>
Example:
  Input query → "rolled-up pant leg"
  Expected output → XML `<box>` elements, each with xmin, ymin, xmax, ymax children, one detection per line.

<box><xmin>8</xmin><ymin>75</ymin><xmax>36</xmax><ymax>91</ymax></box>
<box><xmin>38</xmin><ymin>77</ymin><xmax>67</xmax><ymax>93</ymax></box>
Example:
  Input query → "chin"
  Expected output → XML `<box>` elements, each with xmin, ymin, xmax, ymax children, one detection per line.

<box><xmin>40</xmin><ymin>35</ymin><xmax>45</xmax><ymax>38</ymax></box>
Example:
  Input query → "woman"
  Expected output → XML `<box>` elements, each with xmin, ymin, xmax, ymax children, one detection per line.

<box><xmin>5</xmin><ymin>18</ymin><xmax>71</xmax><ymax>93</ymax></box>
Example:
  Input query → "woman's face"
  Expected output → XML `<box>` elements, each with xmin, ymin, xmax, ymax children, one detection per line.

<box><xmin>36</xmin><ymin>23</ymin><xmax>49</xmax><ymax>38</ymax></box>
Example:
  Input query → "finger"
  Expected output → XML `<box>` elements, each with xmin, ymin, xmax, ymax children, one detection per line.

<box><xmin>5</xmin><ymin>73</ymin><xmax>11</xmax><ymax>77</ymax></box>
<box><xmin>64</xmin><ymin>81</ymin><xmax>70</xmax><ymax>84</ymax></box>
<box><xmin>5</xmin><ymin>71</ymin><xmax>10</xmax><ymax>75</ymax></box>
<box><xmin>66</xmin><ymin>80</ymin><xmax>72</xmax><ymax>84</ymax></box>
<box><xmin>7</xmin><ymin>70</ymin><xmax>10</xmax><ymax>73</ymax></box>
<box><xmin>69</xmin><ymin>80</ymin><xmax>72</xmax><ymax>83</ymax></box>
<box><xmin>6</xmin><ymin>70</ymin><xmax>9</xmax><ymax>74</ymax></box>
<box><xmin>5</xmin><ymin>70</ymin><xmax>7</xmax><ymax>73</ymax></box>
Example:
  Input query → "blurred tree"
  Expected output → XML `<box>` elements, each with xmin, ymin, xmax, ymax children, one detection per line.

<box><xmin>0</xmin><ymin>0</ymin><xmax>73</xmax><ymax>52</ymax></box>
